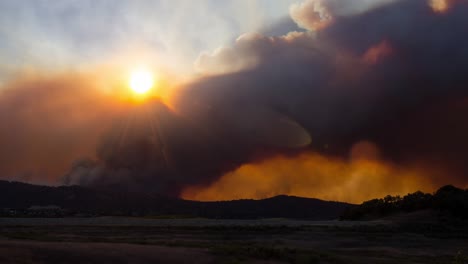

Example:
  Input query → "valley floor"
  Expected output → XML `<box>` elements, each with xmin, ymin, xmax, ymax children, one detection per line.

<box><xmin>0</xmin><ymin>217</ymin><xmax>467</xmax><ymax>264</ymax></box>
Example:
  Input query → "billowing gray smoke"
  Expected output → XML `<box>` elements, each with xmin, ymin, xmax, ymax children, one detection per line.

<box><xmin>62</xmin><ymin>0</ymin><xmax>468</xmax><ymax>194</ymax></box>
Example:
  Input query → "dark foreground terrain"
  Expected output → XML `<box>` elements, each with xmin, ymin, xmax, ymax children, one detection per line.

<box><xmin>1</xmin><ymin>183</ymin><xmax>467</xmax><ymax>263</ymax></box>
<box><xmin>1</xmin><ymin>217</ymin><xmax>467</xmax><ymax>264</ymax></box>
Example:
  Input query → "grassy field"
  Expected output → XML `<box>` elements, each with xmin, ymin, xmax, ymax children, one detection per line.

<box><xmin>0</xmin><ymin>217</ymin><xmax>467</xmax><ymax>263</ymax></box>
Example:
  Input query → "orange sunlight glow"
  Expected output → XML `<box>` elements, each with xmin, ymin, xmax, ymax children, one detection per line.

<box><xmin>93</xmin><ymin>65</ymin><xmax>172</xmax><ymax>105</ymax></box>
<box><xmin>129</xmin><ymin>69</ymin><xmax>155</xmax><ymax>95</ymax></box>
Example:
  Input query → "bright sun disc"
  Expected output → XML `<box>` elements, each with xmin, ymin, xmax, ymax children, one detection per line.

<box><xmin>129</xmin><ymin>69</ymin><xmax>154</xmax><ymax>95</ymax></box>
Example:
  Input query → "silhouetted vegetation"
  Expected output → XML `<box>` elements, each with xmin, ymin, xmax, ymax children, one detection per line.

<box><xmin>453</xmin><ymin>251</ymin><xmax>468</xmax><ymax>264</ymax></box>
<box><xmin>341</xmin><ymin>185</ymin><xmax>468</xmax><ymax>220</ymax></box>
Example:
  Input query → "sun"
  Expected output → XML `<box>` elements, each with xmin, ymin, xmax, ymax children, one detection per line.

<box><xmin>129</xmin><ymin>69</ymin><xmax>154</xmax><ymax>95</ymax></box>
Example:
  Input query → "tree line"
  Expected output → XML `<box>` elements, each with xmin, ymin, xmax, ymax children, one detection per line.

<box><xmin>341</xmin><ymin>185</ymin><xmax>468</xmax><ymax>220</ymax></box>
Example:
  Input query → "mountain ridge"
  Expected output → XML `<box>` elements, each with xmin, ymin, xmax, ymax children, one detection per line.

<box><xmin>0</xmin><ymin>180</ymin><xmax>353</xmax><ymax>219</ymax></box>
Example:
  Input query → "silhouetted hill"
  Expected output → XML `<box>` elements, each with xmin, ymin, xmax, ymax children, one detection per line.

<box><xmin>194</xmin><ymin>195</ymin><xmax>352</xmax><ymax>219</ymax></box>
<box><xmin>0</xmin><ymin>181</ymin><xmax>352</xmax><ymax>219</ymax></box>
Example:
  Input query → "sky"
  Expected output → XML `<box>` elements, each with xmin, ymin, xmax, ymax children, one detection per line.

<box><xmin>0</xmin><ymin>0</ymin><xmax>299</xmax><ymax>84</ymax></box>
<box><xmin>0</xmin><ymin>0</ymin><xmax>467</xmax><ymax>203</ymax></box>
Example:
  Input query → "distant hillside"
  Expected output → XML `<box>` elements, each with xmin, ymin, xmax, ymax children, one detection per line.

<box><xmin>0</xmin><ymin>181</ymin><xmax>352</xmax><ymax>220</ymax></box>
<box><xmin>341</xmin><ymin>185</ymin><xmax>468</xmax><ymax>221</ymax></box>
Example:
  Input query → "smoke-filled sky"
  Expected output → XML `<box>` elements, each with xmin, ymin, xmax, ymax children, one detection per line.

<box><xmin>1</xmin><ymin>0</ymin><xmax>467</xmax><ymax>203</ymax></box>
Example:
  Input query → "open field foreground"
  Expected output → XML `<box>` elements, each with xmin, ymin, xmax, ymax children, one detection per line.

<box><xmin>1</xmin><ymin>217</ymin><xmax>467</xmax><ymax>264</ymax></box>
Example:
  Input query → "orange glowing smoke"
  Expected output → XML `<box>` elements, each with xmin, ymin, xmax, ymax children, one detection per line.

<box><xmin>0</xmin><ymin>71</ymin><xmax>133</xmax><ymax>184</ymax></box>
<box><xmin>363</xmin><ymin>41</ymin><xmax>393</xmax><ymax>65</ymax></box>
<box><xmin>181</xmin><ymin>148</ymin><xmax>438</xmax><ymax>204</ymax></box>
<box><xmin>428</xmin><ymin>0</ymin><xmax>451</xmax><ymax>13</ymax></box>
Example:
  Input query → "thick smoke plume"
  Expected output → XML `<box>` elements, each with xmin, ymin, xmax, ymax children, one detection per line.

<box><xmin>0</xmin><ymin>72</ymin><xmax>125</xmax><ymax>184</ymax></box>
<box><xmin>181</xmin><ymin>150</ymin><xmax>441</xmax><ymax>204</ymax></box>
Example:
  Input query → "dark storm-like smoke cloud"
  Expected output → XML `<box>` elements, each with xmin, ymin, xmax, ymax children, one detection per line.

<box><xmin>65</xmin><ymin>94</ymin><xmax>312</xmax><ymax>194</ymax></box>
<box><xmin>4</xmin><ymin>0</ymin><xmax>468</xmax><ymax>196</ymax></box>
<box><xmin>184</xmin><ymin>0</ymin><xmax>468</xmax><ymax>186</ymax></box>
<box><xmin>69</xmin><ymin>0</ymin><xmax>468</xmax><ymax>194</ymax></box>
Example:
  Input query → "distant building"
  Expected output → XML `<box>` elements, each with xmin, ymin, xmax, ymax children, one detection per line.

<box><xmin>26</xmin><ymin>205</ymin><xmax>63</xmax><ymax>217</ymax></box>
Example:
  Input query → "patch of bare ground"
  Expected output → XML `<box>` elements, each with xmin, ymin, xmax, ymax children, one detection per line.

<box><xmin>0</xmin><ymin>240</ymin><xmax>214</xmax><ymax>264</ymax></box>
<box><xmin>1</xmin><ymin>218</ymin><xmax>467</xmax><ymax>263</ymax></box>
